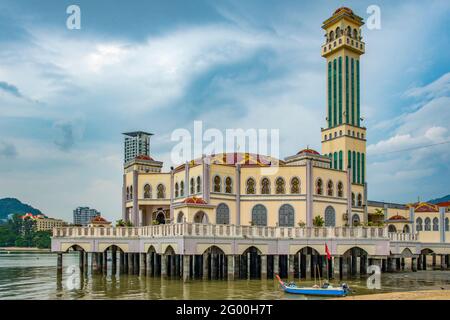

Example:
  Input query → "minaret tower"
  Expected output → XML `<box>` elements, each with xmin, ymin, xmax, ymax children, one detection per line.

<box><xmin>321</xmin><ymin>7</ymin><xmax>366</xmax><ymax>186</ymax></box>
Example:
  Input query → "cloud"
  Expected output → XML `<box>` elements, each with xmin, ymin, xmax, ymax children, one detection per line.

<box><xmin>0</xmin><ymin>141</ymin><xmax>17</xmax><ymax>158</ymax></box>
<box><xmin>405</xmin><ymin>72</ymin><xmax>450</xmax><ymax>100</ymax></box>
<box><xmin>52</xmin><ymin>117</ymin><xmax>85</xmax><ymax>151</ymax></box>
<box><xmin>0</xmin><ymin>81</ymin><xmax>24</xmax><ymax>98</ymax></box>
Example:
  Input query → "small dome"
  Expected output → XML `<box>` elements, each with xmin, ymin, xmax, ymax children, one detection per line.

<box><xmin>297</xmin><ymin>148</ymin><xmax>320</xmax><ymax>156</ymax></box>
<box><xmin>334</xmin><ymin>7</ymin><xmax>354</xmax><ymax>15</ymax></box>
<box><xmin>411</xmin><ymin>202</ymin><xmax>439</xmax><ymax>213</ymax></box>
<box><xmin>90</xmin><ymin>216</ymin><xmax>109</xmax><ymax>223</ymax></box>
<box><xmin>183</xmin><ymin>197</ymin><xmax>207</xmax><ymax>205</ymax></box>
<box><xmin>135</xmin><ymin>155</ymin><xmax>154</xmax><ymax>161</ymax></box>
<box><xmin>387</xmin><ymin>215</ymin><xmax>407</xmax><ymax>221</ymax></box>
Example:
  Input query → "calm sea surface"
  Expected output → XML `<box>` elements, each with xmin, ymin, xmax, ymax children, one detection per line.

<box><xmin>1</xmin><ymin>252</ymin><xmax>450</xmax><ymax>300</ymax></box>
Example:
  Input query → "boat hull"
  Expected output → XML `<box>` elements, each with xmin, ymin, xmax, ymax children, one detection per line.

<box><xmin>283</xmin><ymin>286</ymin><xmax>346</xmax><ymax>297</ymax></box>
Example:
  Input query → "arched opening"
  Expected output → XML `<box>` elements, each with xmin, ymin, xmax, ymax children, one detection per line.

<box><xmin>388</xmin><ymin>224</ymin><xmax>397</xmax><ymax>233</ymax></box>
<box><xmin>241</xmin><ymin>246</ymin><xmax>262</xmax><ymax>279</ymax></box>
<box><xmin>251</xmin><ymin>204</ymin><xmax>267</xmax><ymax>226</ymax></box>
<box><xmin>424</xmin><ymin>218</ymin><xmax>431</xmax><ymax>231</ymax></box>
<box><xmin>337</xmin><ymin>181</ymin><xmax>343</xmax><ymax>197</ymax></box>
<box><xmin>419</xmin><ymin>248</ymin><xmax>434</xmax><ymax>271</ymax></box>
<box><xmin>316</xmin><ymin>178</ymin><xmax>323</xmax><ymax>195</ymax></box>
<box><xmin>278</xmin><ymin>204</ymin><xmax>294</xmax><ymax>227</ymax></box>
<box><xmin>416</xmin><ymin>217</ymin><xmax>423</xmax><ymax>231</ymax></box>
<box><xmin>324</xmin><ymin>206</ymin><xmax>336</xmax><ymax>227</ymax></box>
<box><xmin>196</xmin><ymin>176</ymin><xmax>201</xmax><ymax>193</ymax></box>
<box><xmin>433</xmin><ymin>217</ymin><xmax>439</xmax><ymax>231</ymax></box>
<box><xmin>213</xmin><ymin>175</ymin><xmax>221</xmax><ymax>192</ymax></box>
<box><xmin>216</xmin><ymin>203</ymin><xmax>230</xmax><ymax>225</ymax></box>
<box><xmin>157</xmin><ymin>184</ymin><xmax>165</xmax><ymax>199</ymax></box>
<box><xmin>156</xmin><ymin>212</ymin><xmax>166</xmax><ymax>224</ymax></box>
<box><xmin>163</xmin><ymin>246</ymin><xmax>179</xmax><ymax>278</ymax></box>
<box><xmin>400</xmin><ymin>248</ymin><xmax>413</xmax><ymax>258</ymax></box>
<box><xmin>293</xmin><ymin>247</ymin><xmax>322</xmax><ymax>280</ymax></box>
<box><xmin>352</xmin><ymin>214</ymin><xmax>360</xmax><ymax>226</ymax></box>
<box><xmin>403</xmin><ymin>225</ymin><xmax>410</xmax><ymax>233</ymax></box>
<box><xmin>225</xmin><ymin>177</ymin><xmax>232</xmax><ymax>194</ymax></box>
<box><xmin>194</xmin><ymin>211</ymin><xmax>209</xmax><ymax>224</ymax></box>
<box><xmin>147</xmin><ymin>245</ymin><xmax>160</xmax><ymax>277</ymax></box>
<box><xmin>102</xmin><ymin>244</ymin><xmax>124</xmax><ymax>275</ymax></box>
<box><xmin>326</xmin><ymin>180</ymin><xmax>333</xmax><ymax>196</ymax></box>
<box><xmin>143</xmin><ymin>184</ymin><xmax>151</xmax><ymax>199</ymax></box>
<box><xmin>177</xmin><ymin>211</ymin><xmax>184</xmax><ymax>223</ymax></box>
<box><xmin>261</xmin><ymin>177</ymin><xmax>270</xmax><ymax>194</ymax></box>
<box><xmin>342</xmin><ymin>246</ymin><xmax>369</xmax><ymax>277</ymax></box>
<box><xmin>203</xmin><ymin>246</ymin><xmax>227</xmax><ymax>280</ymax></box>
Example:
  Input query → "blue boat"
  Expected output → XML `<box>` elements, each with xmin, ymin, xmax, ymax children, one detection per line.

<box><xmin>276</xmin><ymin>275</ymin><xmax>349</xmax><ymax>297</ymax></box>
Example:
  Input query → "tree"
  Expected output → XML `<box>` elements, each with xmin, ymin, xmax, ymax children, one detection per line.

<box><xmin>33</xmin><ymin>231</ymin><xmax>51</xmax><ymax>249</ymax></box>
<box><xmin>0</xmin><ymin>225</ymin><xmax>16</xmax><ymax>246</ymax></box>
<box><xmin>313</xmin><ymin>215</ymin><xmax>325</xmax><ymax>227</ymax></box>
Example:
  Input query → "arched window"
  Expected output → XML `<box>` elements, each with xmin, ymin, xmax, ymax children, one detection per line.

<box><xmin>416</xmin><ymin>218</ymin><xmax>423</xmax><ymax>231</ymax></box>
<box><xmin>336</xmin><ymin>27</ymin><xmax>341</xmax><ymax>37</ymax></box>
<box><xmin>157</xmin><ymin>184</ymin><xmax>165</xmax><ymax>199</ymax></box>
<box><xmin>261</xmin><ymin>178</ymin><xmax>270</xmax><ymax>194</ymax></box>
<box><xmin>353</xmin><ymin>28</ymin><xmax>358</xmax><ymax>39</ymax></box>
<box><xmin>130</xmin><ymin>186</ymin><xmax>133</xmax><ymax>199</ymax></box>
<box><xmin>180</xmin><ymin>181</ymin><xmax>184</xmax><ymax>197</ymax></box>
<box><xmin>177</xmin><ymin>211</ymin><xmax>184</xmax><ymax>223</ymax></box>
<box><xmin>424</xmin><ymin>217</ymin><xmax>431</xmax><ymax>231</ymax></box>
<box><xmin>144</xmin><ymin>184</ymin><xmax>151</xmax><ymax>199</ymax></box>
<box><xmin>352</xmin><ymin>214</ymin><xmax>360</xmax><ymax>226</ymax></box>
<box><xmin>329</xmin><ymin>30</ymin><xmax>334</xmax><ymax>41</ymax></box>
<box><xmin>246</xmin><ymin>178</ymin><xmax>256</xmax><ymax>194</ymax></box>
<box><xmin>324</xmin><ymin>206</ymin><xmax>336</xmax><ymax>227</ymax></box>
<box><xmin>278</xmin><ymin>204</ymin><xmax>294</xmax><ymax>227</ymax></box>
<box><xmin>213</xmin><ymin>176</ymin><xmax>221</xmax><ymax>193</ymax></box>
<box><xmin>252</xmin><ymin>204</ymin><xmax>267</xmax><ymax>226</ymax></box>
<box><xmin>433</xmin><ymin>217</ymin><xmax>439</xmax><ymax>231</ymax></box>
<box><xmin>196</xmin><ymin>176</ymin><xmax>201</xmax><ymax>193</ymax></box>
<box><xmin>351</xmin><ymin>192</ymin><xmax>355</xmax><ymax>206</ymax></box>
<box><xmin>388</xmin><ymin>225</ymin><xmax>397</xmax><ymax>233</ymax></box>
<box><xmin>316</xmin><ymin>178</ymin><xmax>323</xmax><ymax>195</ymax></box>
<box><xmin>326</xmin><ymin>180</ymin><xmax>333</xmax><ymax>196</ymax></box>
<box><xmin>175</xmin><ymin>182</ymin><xmax>179</xmax><ymax>198</ymax></box>
<box><xmin>446</xmin><ymin>218</ymin><xmax>449</xmax><ymax>232</ymax></box>
<box><xmin>346</xmin><ymin>26</ymin><xmax>352</xmax><ymax>36</ymax></box>
<box><xmin>190</xmin><ymin>177</ymin><xmax>195</xmax><ymax>195</ymax></box>
<box><xmin>403</xmin><ymin>225</ymin><xmax>410</xmax><ymax>233</ymax></box>
<box><xmin>337</xmin><ymin>181</ymin><xmax>343</xmax><ymax>197</ymax></box>
<box><xmin>126</xmin><ymin>187</ymin><xmax>130</xmax><ymax>200</ymax></box>
<box><xmin>290</xmin><ymin>177</ymin><xmax>300</xmax><ymax>194</ymax></box>
<box><xmin>275</xmin><ymin>177</ymin><xmax>286</xmax><ymax>194</ymax></box>
<box><xmin>357</xmin><ymin>194</ymin><xmax>362</xmax><ymax>207</ymax></box>
<box><xmin>225</xmin><ymin>177</ymin><xmax>232</xmax><ymax>194</ymax></box>
<box><xmin>216</xmin><ymin>203</ymin><xmax>230</xmax><ymax>225</ymax></box>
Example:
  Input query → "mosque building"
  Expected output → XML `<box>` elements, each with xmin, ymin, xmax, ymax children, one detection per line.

<box><xmin>52</xmin><ymin>7</ymin><xmax>450</xmax><ymax>280</ymax></box>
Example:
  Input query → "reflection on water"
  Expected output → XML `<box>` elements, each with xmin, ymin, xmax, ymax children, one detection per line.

<box><xmin>1</xmin><ymin>252</ymin><xmax>450</xmax><ymax>300</ymax></box>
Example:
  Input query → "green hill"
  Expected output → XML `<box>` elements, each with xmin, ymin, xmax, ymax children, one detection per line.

<box><xmin>0</xmin><ymin>198</ymin><xmax>42</xmax><ymax>220</ymax></box>
<box><xmin>428</xmin><ymin>194</ymin><xmax>450</xmax><ymax>204</ymax></box>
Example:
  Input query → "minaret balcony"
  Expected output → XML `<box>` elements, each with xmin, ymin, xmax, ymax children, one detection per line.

<box><xmin>321</xmin><ymin>35</ymin><xmax>365</xmax><ymax>57</ymax></box>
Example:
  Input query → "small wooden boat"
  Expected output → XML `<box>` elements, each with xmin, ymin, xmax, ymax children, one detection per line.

<box><xmin>275</xmin><ymin>275</ymin><xmax>349</xmax><ymax>297</ymax></box>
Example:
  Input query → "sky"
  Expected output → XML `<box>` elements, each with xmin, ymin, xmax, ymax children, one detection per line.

<box><xmin>0</xmin><ymin>0</ymin><xmax>449</xmax><ymax>222</ymax></box>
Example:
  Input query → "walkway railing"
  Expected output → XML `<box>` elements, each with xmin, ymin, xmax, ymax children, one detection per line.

<box><xmin>53</xmin><ymin>223</ymin><xmax>391</xmax><ymax>240</ymax></box>
<box><xmin>388</xmin><ymin>232</ymin><xmax>418</xmax><ymax>242</ymax></box>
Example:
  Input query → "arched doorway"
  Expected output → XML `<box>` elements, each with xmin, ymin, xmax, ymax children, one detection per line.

<box><xmin>352</xmin><ymin>214</ymin><xmax>360</xmax><ymax>226</ymax></box>
<box><xmin>156</xmin><ymin>212</ymin><xmax>166</xmax><ymax>224</ymax></box>
<box><xmin>388</xmin><ymin>225</ymin><xmax>397</xmax><ymax>233</ymax></box>
<box><xmin>324</xmin><ymin>206</ymin><xmax>336</xmax><ymax>227</ymax></box>
<box><xmin>403</xmin><ymin>225</ymin><xmax>410</xmax><ymax>233</ymax></box>
<box><xmin>194</xmin><ymin>211</ymin><xmax>209</xmax><ymax>224</ymax></box>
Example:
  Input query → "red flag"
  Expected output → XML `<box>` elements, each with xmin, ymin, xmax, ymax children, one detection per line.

<box><xmin>325</xmin><ymin>244</ymin><xmax>331</xmax><ymax>260</ymax></box>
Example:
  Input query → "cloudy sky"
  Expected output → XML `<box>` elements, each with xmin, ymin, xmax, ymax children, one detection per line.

<box><xmin>0</xmin><ymin>0</ymin><xmax>449</xmax><ymax>222</ymax></box>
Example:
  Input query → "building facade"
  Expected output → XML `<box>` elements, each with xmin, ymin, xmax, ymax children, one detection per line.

<box><xmin>73</xmin><ymin>207</ymin><xmax>101</xmax><ymax>226</ymax></box>
<box><xmin>52</xmin><ymin>7</ymin><xmax>450</xmax><ymax>281</ymax></box>
<box><xmin>123</xmin><ymin>131</ymin><xmax>153</xmax><ymax>164</ymax></box>
<box><xmin>35</xmin><ymin>217</ymin><xmax>66</xmax><ymax>231</ymax></box>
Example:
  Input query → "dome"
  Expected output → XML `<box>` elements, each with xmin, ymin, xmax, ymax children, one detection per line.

<box><xmin>387</xmin><ymin>215</ymin><xmax>408</xmax><ymax>221</ymax></box>
<box><xmin>135</xmin><ymin>155</ymin><xmax>155</xmax><ymax>161</ymax></box>
<box><xmin>296</xmin><ymin>148</ymin><xmax>320</xmax><ymax>156</ymax></box>
<box><xmin>183</xmin><ymin>197</ymin><xmax>207</xmax><ymax>205</ymax></box>
<box><xmin>334</xmin><ymin>7</ymin><xmax>354</xmax><ymax>15</ymax></box>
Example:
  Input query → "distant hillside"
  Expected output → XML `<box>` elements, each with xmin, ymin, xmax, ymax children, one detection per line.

<box><xmin>428</xmin><ymin>194</ymin><xmax>450</xmax><ymax>204</ymax></box>
<box><xmin>0</xmin><ymin>198</ymin><xmax>42</xmax><ymax>220</ymax></box>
